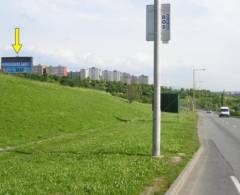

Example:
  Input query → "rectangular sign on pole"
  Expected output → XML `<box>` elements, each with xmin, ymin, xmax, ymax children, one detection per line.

<box><xmin>161</xmin><ymin>4</ymin><xmax>171</xmax><ymax>44</ymax></box>
<box><xmin>146</xmin><ymin>5</ymin><xmax>155</xmax><ymax>42</ymax></box>
<box><xmin>146</xmin><ymin>4</ymin><xmax>171</xmax><ymax>43</ymax></box>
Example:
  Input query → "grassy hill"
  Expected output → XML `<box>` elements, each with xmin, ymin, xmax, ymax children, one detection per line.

<box><xmin>0</xmin><ymin>73</ymin><xmax>151</xmax><ymax>147</ymax></box>
<box><xmin>0</xmin><ymin>74</ymin><xmax>198</xmax><ymax>194</ymax></box>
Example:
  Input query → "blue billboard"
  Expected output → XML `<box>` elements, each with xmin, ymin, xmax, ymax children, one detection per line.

<box><xmin>1</xmin><ymin>57</ymin><xmax>33</xmax><ymax>74</ymax></box>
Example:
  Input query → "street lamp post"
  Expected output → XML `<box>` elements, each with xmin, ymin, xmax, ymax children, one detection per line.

<box><xmin>192</xmin><ymin>68</ymin><xmax>206</xmax><ymax>112</ymax></box>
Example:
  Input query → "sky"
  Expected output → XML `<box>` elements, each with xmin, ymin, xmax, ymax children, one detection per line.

<box><xmin>0</xmin><ymin>0</ymin><xmax>240</xmax><ymax>91</ymax></box>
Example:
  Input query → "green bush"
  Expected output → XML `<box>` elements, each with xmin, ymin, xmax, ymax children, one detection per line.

<box><xmin>231</xmin><ymin>111</ymin><xmax>240</xmax><ymax>117</ymax></box>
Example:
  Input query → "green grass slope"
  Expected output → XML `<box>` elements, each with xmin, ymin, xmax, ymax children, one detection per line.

<box><xmin>0</xmin><ymin>74</ymin><xmax>199</xmax><ymax>194</ymax></box>
<box><xmin>0</xmin><ymin>74</ymin><xmax>150</xmax><ymax>147</ymax></box>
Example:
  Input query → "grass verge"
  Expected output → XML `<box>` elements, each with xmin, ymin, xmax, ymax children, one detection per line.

<box><xmin>0</xmin><ymin>74</ymin><xmax>199</xmax><ymax>194</ymax></box>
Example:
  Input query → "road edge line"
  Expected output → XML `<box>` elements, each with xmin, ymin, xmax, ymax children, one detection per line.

<box><xmin>164</xmin><ymin>146</ymin><xmax>204</xmax><ymax>195</ymax></box>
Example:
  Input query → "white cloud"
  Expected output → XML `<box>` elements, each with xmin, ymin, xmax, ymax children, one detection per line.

<box><xmin>1</xmin><ymin>0</ymin><xmax>240</xmax><ymax>90</ymax></box>
<box><xmin>22</xmin><ymin>46</ymin><xmax>152</xmax><ymax>75</ymax></box>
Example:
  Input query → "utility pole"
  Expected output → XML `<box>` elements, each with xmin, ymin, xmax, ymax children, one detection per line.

<box><xmin>152</xmin><ymin>0</ymin><xmax>161</xmax><ymax>157</ymax></box>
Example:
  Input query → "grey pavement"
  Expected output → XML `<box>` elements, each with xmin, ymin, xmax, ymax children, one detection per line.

<box><xmin>176</xmin><ymin>112</ymin><xmax>240</xmax><ymax>195</ymax></box>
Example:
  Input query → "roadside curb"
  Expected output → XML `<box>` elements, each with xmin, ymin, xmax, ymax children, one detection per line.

<box><xmin>165</xmin><ymin>146</ymin><xmax>204</xmax><ymax>195</ymax></box>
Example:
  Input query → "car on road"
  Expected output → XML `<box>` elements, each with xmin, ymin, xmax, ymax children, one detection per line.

<box><xmin>207</xmin><ymin>110</ymin><xmax>212</xmax><ymax>114</ymax></box>
<box><xmin>219</xmin><ymin>107</ymin><xmax>230</xmax><ymax>117</ymax></box>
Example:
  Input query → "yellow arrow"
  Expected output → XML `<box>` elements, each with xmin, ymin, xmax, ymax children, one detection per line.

<box><xmin>12</xmin><ymin>28</ymin><xmax>23</xmax><ymax>54</ymax></box>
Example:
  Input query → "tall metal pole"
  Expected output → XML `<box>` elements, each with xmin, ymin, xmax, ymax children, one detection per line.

<box><xmin>192</xmin><ymin>68</ymin><xmax>205</xmax><ymax>112</ymax></box>
<box><xmin>192</xmin><ymin>69</ymin><xmax>196</xmax><ymax>112</ymax></box>
<box><xmin>153</xmin><ymin>0</ymin><xmax>161</xmax><ymax>157</ymax></box>
<box><xmin>221</xmin><ymin>90</ymin><xmax>225</xmax><ymax>106</ymax></box>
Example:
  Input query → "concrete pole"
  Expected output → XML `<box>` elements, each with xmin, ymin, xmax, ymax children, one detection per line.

<box><xmin>152</xmin><ymin>0</ymin><xmax>161</xmax><ymax>157</ymax></box>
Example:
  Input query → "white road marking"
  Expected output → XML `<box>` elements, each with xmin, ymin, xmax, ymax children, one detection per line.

<box><xmin>230</xmin><ymin>176</ymin><xmax>240</xmax><ymax>194</ymax></box>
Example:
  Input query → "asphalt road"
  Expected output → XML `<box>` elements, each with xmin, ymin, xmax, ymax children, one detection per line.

<box><xmin>178</xmin><ymin>112</ymin><xmax>240</xmax><ymax>195</ymax></box>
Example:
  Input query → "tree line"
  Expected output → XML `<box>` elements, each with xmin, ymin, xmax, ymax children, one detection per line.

<box><xmin>14</xmin><ymin>73</ymin><xmax>240</xmax><ymax>115</ymax></box>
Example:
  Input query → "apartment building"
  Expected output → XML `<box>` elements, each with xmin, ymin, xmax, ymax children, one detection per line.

<box><xmin>89</xmin><ymin>67</ymin><xmax>102</xmax><ymax>81</ymax></box>
<box><xmin>131</xmin><ymin>76</ymin><xmax>139</xmax><ymax>84</ymax></box>
<box><xmin>32</xmin><ymin>64</ymin><xmax>48</xmax><ymax>75</ymax></box>
<box><xmin>138</xmin><ymin>75</ymin><xmax>149</xmax><ymax>84</ymax></box>
<box><xmin>121</xmin><ymin>73</ymin><xmax>131</xmax><ymax>84</ymax></box>
<box><xmin>80</xmin><ymin>69</ymin><xmax>89</xmax><ymax>80</ymax></box>
<box><xmin>113</xmin><ymin>70</ymin><xmax>121</xmax><ymax>82</ymax></box>
<box><xmin>102</xmin><ymin>70</ymin><xmax>114</xmax><ymax>81</ymax></box>
<box><xmin>47</xmin><ymin>66</ymin><xmax>68</xmax><ymax>77</ymax></box>
<box><xmin>68</xmin><ymin>71</ymin><xmax>81</xmax><ymax>80</ymax></box>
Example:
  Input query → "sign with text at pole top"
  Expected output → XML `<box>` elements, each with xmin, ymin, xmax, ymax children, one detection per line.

<box><xmin>161</xmin><ymin>4</ymin><xmax>171</xmax><ymax>43</ymax></box>
<box><xmin>146</xmin><ymin>3</ymin><xmax>171</xmax><ymax>43</ymax></box>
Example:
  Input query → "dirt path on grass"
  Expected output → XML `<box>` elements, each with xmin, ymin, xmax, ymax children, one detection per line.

<box><xmin>0</xmin><ymin>125</ymin><xmax>113</xmax><ymax>154</ymax></box>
